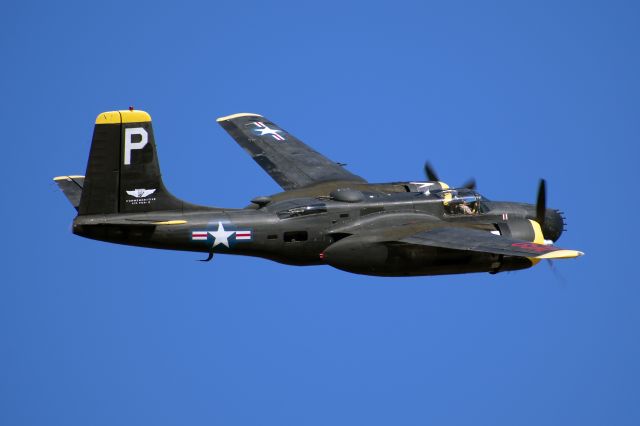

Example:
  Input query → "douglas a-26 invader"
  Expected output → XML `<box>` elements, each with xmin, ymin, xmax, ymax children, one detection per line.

<box><xmin>54</xmin><ymin>109</ymin><xmax>583</xmax><ymax>276</ymax></box>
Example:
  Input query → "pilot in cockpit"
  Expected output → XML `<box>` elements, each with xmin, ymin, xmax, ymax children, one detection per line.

<box><xmin>458</xmin><ymin>201</ymin><xmax>474</xmax><ymax>215</ymax></box>
<box><xmin>437</xmin><ymin>189</ymin><xmax>480</xmax><ymax>215</ymax></box>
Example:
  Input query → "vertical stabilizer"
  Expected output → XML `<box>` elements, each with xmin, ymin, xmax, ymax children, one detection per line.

<box><xmin>78</xmin><ymin>110</ymin><xmax>190</xmax><ymax>215</ymax></box>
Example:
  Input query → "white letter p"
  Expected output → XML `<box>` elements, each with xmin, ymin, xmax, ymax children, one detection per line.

<box><xmin>124</xmin><ymin>127</ymin><xmax>148</xmax><ymax>165</ymax></box>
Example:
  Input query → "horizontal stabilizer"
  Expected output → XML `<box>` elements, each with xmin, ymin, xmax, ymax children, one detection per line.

<box><xmin>53</xmin><ymin>175</ymin><xmax>85</xmax><ymax>210</ymax></box>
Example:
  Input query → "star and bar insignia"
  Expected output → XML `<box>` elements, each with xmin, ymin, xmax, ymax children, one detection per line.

<box><xmin>191</xmin><ymin>222</ymin><xmax>252</xmax><ymax>247</ymax></box>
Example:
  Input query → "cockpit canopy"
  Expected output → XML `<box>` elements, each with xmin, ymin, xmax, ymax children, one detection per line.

<box><xmin>276</xmin><ymin>203</ymin><xmax>327</xmax><ymax>219</ymax></box>
<box><xmin>432</xmin><ymin>188</ymin><xmax>484</xmax><ymax>215</ymax></box>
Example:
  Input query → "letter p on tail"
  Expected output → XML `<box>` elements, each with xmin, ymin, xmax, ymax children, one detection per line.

<box><xmin>123</xmin><ymin>127</ymin><xmax>148</xmax><ymax>165</ymax></box>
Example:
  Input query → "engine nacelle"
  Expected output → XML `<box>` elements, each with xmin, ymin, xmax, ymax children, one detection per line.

<box><xmin>323</xmin><ymin>235</ymin><xmax>389</xmax><ymax>271</ymax></box>
<box><xmin>496</xmin><ymin>218</ymin><xmax>544</xmax><ymax>243</ymax></box>
<box><xmin>322</xmin><ymin>234</ymin><xmax>531</xmax><ymax>277</ymax></box>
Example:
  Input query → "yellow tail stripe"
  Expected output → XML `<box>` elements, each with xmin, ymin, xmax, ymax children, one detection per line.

<box><xmin>95</xmin><ymin>110</ymin><xmax>151</xmax><ymax>124</ymax></box>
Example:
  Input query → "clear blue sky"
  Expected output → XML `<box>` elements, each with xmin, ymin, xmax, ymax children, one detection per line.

<box><xmin>2</xmin><ymin>1</ymin><xmax>639</xmax><ymax>425</ymax></box>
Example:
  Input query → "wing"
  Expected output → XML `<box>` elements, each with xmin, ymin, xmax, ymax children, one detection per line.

<box><xmin>216</xmin><ymin>113</ymin><xmax>367</xmax><ymax>190</ymax></box>
<box><xmin>400</xmin><ymin>227</ymin><xmax>583</xmax><ymax>259</ymax></box>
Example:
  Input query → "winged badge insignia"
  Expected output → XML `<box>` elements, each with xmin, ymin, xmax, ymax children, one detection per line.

<box><xmin>126</xmin><ymin>188</ymin><xmax>156</xmax><ymax>198</ymax></box>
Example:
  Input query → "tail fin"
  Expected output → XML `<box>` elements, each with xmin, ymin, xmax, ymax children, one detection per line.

<box><xmin>79</xmin><ymin>110</ymin><xmax>192</xmax><ymax>215</ymax></box>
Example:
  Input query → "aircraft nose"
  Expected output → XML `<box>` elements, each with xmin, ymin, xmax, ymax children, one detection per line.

<box><xmin>542</xmin><ymin>209</ymin><xmax>565</xmax><ymax>242</ymax></box>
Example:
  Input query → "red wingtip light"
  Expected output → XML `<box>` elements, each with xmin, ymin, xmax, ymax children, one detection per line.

<box><xmin>129</xmin><ymin>106</ymin><xmax>134</xmax><ymax>111</ymax></box>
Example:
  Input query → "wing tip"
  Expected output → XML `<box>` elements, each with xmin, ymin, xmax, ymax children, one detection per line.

<box><xmin>536</xmin><ymin>249</ymin><xmax>585</xmax><ymax>259</ymax></box>
<box><xmin>216</xmin><ymin>112</ymin><xmax>262</xmax><ymax>122</ymax></box>
<box><xmin>53</xmin><ymin>175</ymin><xmax>84</xmax><ymax>182</ymax></box>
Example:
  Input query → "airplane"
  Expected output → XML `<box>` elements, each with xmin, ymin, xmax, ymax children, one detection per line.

<box><xmin>54</xmin><ymin>108</ymin><xmax>583</xmax><ymax>277</ymax></box>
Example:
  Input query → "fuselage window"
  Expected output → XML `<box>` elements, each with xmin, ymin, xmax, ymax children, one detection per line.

<box><xmin>360</xmin><ymin>206</ymin><xmax>384</xmax><ymax>216</ymax></box>
<box><xmin>284</xmin><ymin>231</ymin><xmax>308</xmax><ymax>242</ymax></box>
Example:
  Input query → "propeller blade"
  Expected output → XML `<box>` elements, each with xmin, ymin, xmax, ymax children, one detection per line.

<box><xmin>536</xmin><ymin>179</ymin><xmax>546</xmax><ymax>226</ymax></box>
<box><xmin>424</xmin><ymin>162</ymin><xmax>476</xmax><ymax>190</ymax></box>
<box><xmin>546</xmin><ymin>259</ymin><xmax>568</xmax><ymax>286</ymax></box>
<box><xmin>461</xmin><ymin>178</ymin><xmax>477</xmax><ymax>190</ymax></box>
<box><xmin>424</xmin><ymin>162</ymin><xmax>439</xmax><ymax>182</ymax></box>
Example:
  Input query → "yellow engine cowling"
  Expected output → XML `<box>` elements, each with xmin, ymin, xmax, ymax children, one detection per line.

<box><xmin>496</xmin><ymin>218</ymin><xmax>546</xmax><ymax>265</ymax></box>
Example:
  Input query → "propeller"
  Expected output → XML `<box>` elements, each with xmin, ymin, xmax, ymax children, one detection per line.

<box><xmin>535</xmin><ymin>179</ymin><xmax>546</xmax><ymax>228</ymax></box>
<box><xmin>424</xmin><ymin>162</ymin><xmax>439</xmax><ymax>182</ymax></box>
<box><xmin>461</xmin><ymin>178</ymin><xmax>476</xmax><ymax>190</ymax></box>
<box><xmin>533</xmin><ymin>179</ymin><xmax>565</xmax><ymax>283</ymax></box>
<box><xmin>424</xmin><ymin>162</ymin><xmax>476</xmax><ymax>190</ymax></box>
<box><xmin>546</xmin><ymin>259</ymin><xmax>568</xmax><ymax>286</ymax></box>
<box><xmin>534</xmin><ymin>180</ymin><xmax>569</xmax><ymax>284</ymax></box>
